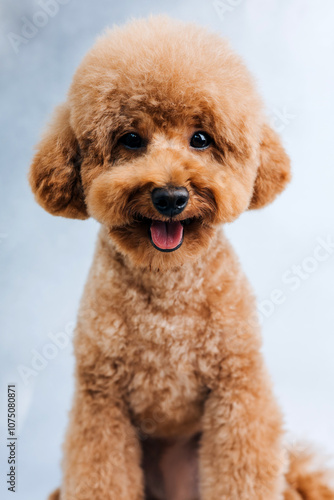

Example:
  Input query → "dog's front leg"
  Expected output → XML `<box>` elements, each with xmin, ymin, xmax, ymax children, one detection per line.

<box><xmin>199</xmin><ymin>355</ymin><xmax>286</xmax><ymax>500</ymax></box>
<box><xmin>60</xmin><ymin>386</ymin><xmax>144</xmax><ymax>500</ymax></box>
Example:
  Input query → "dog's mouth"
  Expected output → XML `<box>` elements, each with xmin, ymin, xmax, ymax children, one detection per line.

<box><xmin>134</xmin><ymin>215</ymin><xmax>195</xmax><ymax>252</ymax></box>
<box><xmin>150</xmin><ymin>220</ymin><xmax>184</xmax><ymax>252</ymax></box>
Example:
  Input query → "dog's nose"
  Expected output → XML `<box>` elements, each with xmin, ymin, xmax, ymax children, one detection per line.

<box><xmin>151</xmin><ymin>187</ymin><xmax>189</xmax><ymax>217</ymax></box>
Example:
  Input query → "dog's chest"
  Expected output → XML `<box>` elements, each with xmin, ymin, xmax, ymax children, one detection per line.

<box><xmin>124</xmin><ymin>306</ymin><xmax>210</xmax><ymax>435</ymax></box>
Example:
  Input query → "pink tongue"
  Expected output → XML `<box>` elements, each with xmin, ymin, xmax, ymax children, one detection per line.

<box><xmin>150</xmin><ymin>221</ymin><xmax>183</xmax><ymax>250</ymax></box>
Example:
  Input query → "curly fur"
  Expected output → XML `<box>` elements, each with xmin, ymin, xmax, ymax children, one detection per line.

<box><xmin>29</xmin><ymin>15</ymin><xmax>333</xmax><ymax>500</ymax></box>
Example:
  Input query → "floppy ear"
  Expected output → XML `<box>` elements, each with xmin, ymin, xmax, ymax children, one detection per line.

<box><xmin>248</xmin><ymin>123</ymin><xmax>291</xmax><ymax>209</ymax></box>
<box><xmin>29</xmin><ymin>104</ymin><xmax>88</xmax><ymax>219</ymax></box>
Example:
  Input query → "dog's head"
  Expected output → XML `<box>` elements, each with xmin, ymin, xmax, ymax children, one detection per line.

<box><xmin>29</xmin><ymin>16</ymin><xmax>290</xmax><ymax>269</ymax></box>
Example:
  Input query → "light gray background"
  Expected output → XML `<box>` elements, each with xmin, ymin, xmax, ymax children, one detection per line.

<box><xmin>1</xmin><ymin>1</ymin><xmax>334</xmax><ymax>498</ymax></box>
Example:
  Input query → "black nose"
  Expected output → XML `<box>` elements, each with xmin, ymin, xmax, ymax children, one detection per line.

<box><xmin>151</xmin><ymin>187</ymin><xmax>189</xmax><ymax>217</ymax></box>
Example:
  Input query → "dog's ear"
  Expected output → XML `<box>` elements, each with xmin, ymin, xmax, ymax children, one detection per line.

<box><xmin>248</xmin><ymin>123</ymin><xmax>291</xmax><ymax>210</ymax></box>
<box><xmin>29</xmin><ymin>104</ymin><xmax>88</xmax><ymax>219</ymax></box>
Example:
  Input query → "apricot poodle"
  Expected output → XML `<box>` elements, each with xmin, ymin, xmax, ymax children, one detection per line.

<box><xmin>30</xmin><ymin>16</ymin><xmax>334</xmax><ymax>500</ymax></box>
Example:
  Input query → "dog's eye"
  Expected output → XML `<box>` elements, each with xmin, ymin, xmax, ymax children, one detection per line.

<box><xmin>119</xmin><ymin>132</ymin><xmax>145</xmax><ymax>150</ymax></box>
<box><xmin>190</xmin><ymin>131</ymin><xmax>212</xmax><ymax>150</ymax></box>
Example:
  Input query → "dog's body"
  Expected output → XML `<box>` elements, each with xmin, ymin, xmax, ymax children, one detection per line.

<box><xmin>30</xmin><ymin>16</ymin><xmax>334</xmax><ymax>500</ymax></box>
<box><xmin>67</xmin><ymin>227</ymin><xmax>283</xmax><ymax>499</ymax></box>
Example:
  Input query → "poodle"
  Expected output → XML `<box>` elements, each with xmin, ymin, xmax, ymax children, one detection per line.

<box><xmin>29</xmin><ymin>16</ymin><xmax>334</xmax><ymax>500</ymax></box>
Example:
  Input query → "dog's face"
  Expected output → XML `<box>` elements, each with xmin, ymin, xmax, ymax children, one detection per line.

<box><xmin>30</xmin><ymin>17</ymin><xmax>290</xmax><ymax>269</ymax></box>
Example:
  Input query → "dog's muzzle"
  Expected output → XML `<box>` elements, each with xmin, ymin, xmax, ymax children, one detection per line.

<box><xmin>149</xmin><ymin>186</ymin><xmax>189</xmax><ymax>252</ymax></box>
<box><xmin>151</xmin><ymin>187</ymin><xmax>189</xmax><ymax>217</ymax></box>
